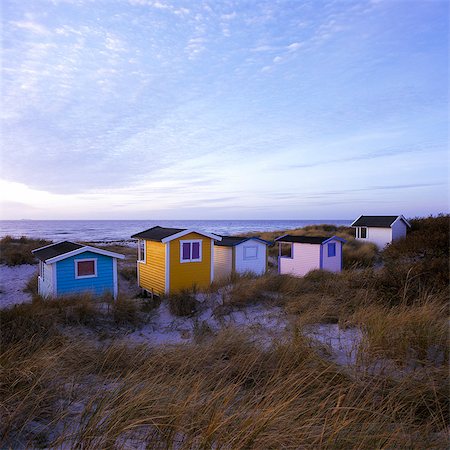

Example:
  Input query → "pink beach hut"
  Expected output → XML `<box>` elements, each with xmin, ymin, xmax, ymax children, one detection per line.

<box><xmin>275</xmin><ymin>235</ymin><xmax>346</xmax><ymax>277</ymax></box>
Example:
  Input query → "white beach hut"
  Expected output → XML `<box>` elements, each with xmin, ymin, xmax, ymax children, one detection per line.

<box><xmin>214</xmin><ymin>236</ymin><xmax>269</xmax><ymax>280</ymax></box>
<box><xmin>351</xmin><ymin>215</ymin><xmax>411</xmax><ymax>248</ymax></box>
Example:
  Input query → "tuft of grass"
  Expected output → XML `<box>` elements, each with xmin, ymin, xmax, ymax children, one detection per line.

<box><xmin>167</xmin><ymin>288</ymin><xmax>199</xmax><ymax>316</ymax></box>
<box><xmin>112</xmin><ymin>297</ymin><xmax>140</xmax><ymax>325</ymax></box>
<box><xmin>352</xmin><ymin>299</ymin><xmax>448</xmax><ymax>365</ymax></box>
<box><xmin>343</xmin><ymin>239</ymin><xmax>378</xmax><ymax>268</ymax></box>
<box><xmin>23</xmin><ymin>271</ymin><xmax>39</xmax><ymax>298</ymax></box>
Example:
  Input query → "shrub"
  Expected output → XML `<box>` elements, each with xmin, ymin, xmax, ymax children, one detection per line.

<box><xmin>112</xmin><ymin>297</ymin><xmax>140</xmax><ymax>325</ymax></box>
<box><xmin>380</xmin><ymin>215</ymin><xmax>449</xmax><ymax>297</ymax></box>
<box><xmin>168</xmin><ymin>288</ymin><xmax>198</xmax><ymax>316</ymax></box>
<box><xmin>0</xmin><ymin>236</ymin><xmax>51</xmax><ymax>266</ymax></box>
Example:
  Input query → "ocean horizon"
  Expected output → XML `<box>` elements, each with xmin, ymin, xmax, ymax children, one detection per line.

<box><xmin>0</xmin><ymin>219</ymin><xmax>353</xmax><ymax>243</ymax></box>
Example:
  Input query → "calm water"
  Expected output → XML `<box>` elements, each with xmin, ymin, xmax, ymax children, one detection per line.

<box><xmin>0</xmin><ymin>220</ymin><xmax>352</xmax><ymax>243</ymax></box>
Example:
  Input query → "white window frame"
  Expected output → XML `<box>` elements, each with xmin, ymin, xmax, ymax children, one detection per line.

<box><xmin>137</xmin><ymin>239</ymin><xmax>146</xmax><ymax>263</ymax></box>
<box><xmin>75</xmin><ymin>258</ymin><xmax>98</xmax><ymax>279</ymax></box>
<box><xmin>243</xmin><ymin>245</ymin><xmax>258</xmax><ymax>260</ymax></box>
<box><xmin>39</xmin><ymin>261</ymin><xmax>45</xmax><ymax>281</ymax></box>
<box><xmin>180</xmin><ymin>239</ymin><xmax>202</xmax><ymax>263</ymax></box>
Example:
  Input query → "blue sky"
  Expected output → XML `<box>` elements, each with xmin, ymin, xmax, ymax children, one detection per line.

<box><xmin>1</xmin><ymin>0</ymin><xmax>448</xmax><ymax>219</ymax></box>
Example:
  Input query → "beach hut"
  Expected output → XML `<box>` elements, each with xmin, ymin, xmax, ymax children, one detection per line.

<box><xmin>32</xmin><ymin>241</ymin><xmax>125</xmax><ymax>299</ymax></box>
<box><xmin>351</xmin><ymin>215</ymin><xmax>411</xmax><ymax>248</ymax></box>
<box><xmin>131</xmin><ymin>226</ymin><xmax>221</xmax><ymax>295</ymax></box>
<box><xmin>214</xmin><ymin>236</ymin><xmax>270</xmax><ymax>280</ymax></box>
<box><xmin>275</xmin><ymin>235</ymin><xmax>346</xmax><ymax>276</ymax></box>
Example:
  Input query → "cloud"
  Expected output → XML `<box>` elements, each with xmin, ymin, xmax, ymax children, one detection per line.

<box><xmin>1</xmin><ymin>0</ymin><xmax>447</xmax><ymax>219</ymax></box>
<box><xmin>10</xmin><ymin>20</ymin><xmax>50</xmax><ymax>35</ymax></box>
<box><xmin>287</xmin><ymin>42</ymin><xmax>302</xmax><ymax>51</ymax></box>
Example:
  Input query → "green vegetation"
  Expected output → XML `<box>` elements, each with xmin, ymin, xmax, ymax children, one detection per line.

<box><xmin>0</xmin><ymin>215</ymin><xmax>448</xmax><ymax>448</ymax></box>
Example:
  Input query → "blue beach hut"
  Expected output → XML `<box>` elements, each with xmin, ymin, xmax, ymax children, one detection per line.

<box><xmin>32</xmin><ymin>241</ymin><xmax>125</xmax><ymax>299</ymax></box>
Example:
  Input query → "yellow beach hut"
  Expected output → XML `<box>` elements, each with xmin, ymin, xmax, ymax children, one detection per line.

<box><xmin>131</xmin><ymin>226</ymin><xmax>222</xmax><ymax>295</ymax></box>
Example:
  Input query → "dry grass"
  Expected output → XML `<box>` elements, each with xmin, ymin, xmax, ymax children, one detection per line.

<box><xmin>352</xmin><ymin>298</ymin><xmax>448</xmax><ymax>365</ymax></box>
<box><xmin>343</xmin><ymin>239</ymin><xmax>378</xmax><ymax>268</ymax></box>
<box><xmin>1</xmin><ymin>327</ymin><xmax>447</xmax><ymax>449</ymax></box>
<box><xmin>0</xmin><ymin>236</ymin><xmax>51</xmax><ymax>266</ymax></box>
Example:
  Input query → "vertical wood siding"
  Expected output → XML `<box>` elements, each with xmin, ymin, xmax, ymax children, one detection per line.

<box><xmin>56</xmin><ymin>251</ymin><xmax>114</xmax><ymax>297</ymax></box>
<box><xmin>279</xmin><ymin>243</ymin><xmax>321</xmax><ymax>276</ymax></box>
<box><xmin>214</xmin><ymin>245</ymin><xmax>233</xmax><ymax>280</ymax></box>
<box><xmin>169</xmin><ymin>232</ymin><xmax>212</xmax><ymax>293</ymax></box>
<box><xmin>138</xmin><ymin>240</ymin><xmax>166</xmax><ymax>295</ymax></box>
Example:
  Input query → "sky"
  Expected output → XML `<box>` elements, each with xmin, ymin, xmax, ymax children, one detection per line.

<box><xmin>1</xmin><ymin>0</ymin><xmax>448</xmax><ymax>220</ymax></box>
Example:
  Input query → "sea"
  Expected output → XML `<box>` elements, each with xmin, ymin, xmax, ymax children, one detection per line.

<box><xmin>0</xmin><ymin>219</ymin><xmax>352</xmax><ymax>243</ymax></box>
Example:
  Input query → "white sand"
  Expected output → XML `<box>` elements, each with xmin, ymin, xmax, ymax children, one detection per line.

<box><xmin>0</xmin><ymin>264</ymin><xmax>37</xmax><ymax>309</ymax></box>
<box><xmin>125</xmin><ymin>301</ymin><xmax>289</xmax><ymax>348</ymax></box>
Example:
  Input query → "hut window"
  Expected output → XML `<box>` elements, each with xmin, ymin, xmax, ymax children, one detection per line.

<box><xmin>328</xmin><ymin>243</ymin><xmax>336</xmax><ymax>257</ymax></box>
<box><xmin>180</xmin><ymin>240</ymin><xmax>202</xmax><ymax>262</ymax></box>
<box><xmin>360</xmin><ymin>227</ymin><xmax>367</xmax><ymax>239</ymax></box>
<box><xmin>280</xmin><ymin>243</ymin><xmax>293</xmax><ymax>258</ymax></box>
<box><xmin>138</xmin><ymin>240</ymin><xmax>146</xmax><ymax>262</ymax></box>
<box><xmin>75</xmin><ymin>259</ymin><xmax>97</xmax><ymax>278</ymax></box>
<box><xmin>243</xmin><ymin>245</ymin><xmax>258</xmax><ymax>260</ymax></box>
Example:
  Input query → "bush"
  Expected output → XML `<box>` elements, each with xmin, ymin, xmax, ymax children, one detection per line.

<box><xmin>380</xmin><ymin>215</ymin><xmax>449</xmax><ymax>298</ymax></box>
<box><xmin>112</xmin><ymin>297</ymin><xmax>140</xmax><ymax>325</ymax></box>
<box><xmin>0</xmin><ymin>236</ymin><xmax>51</xmax><ymax>266</ymax></box>
<box><xmin>168</xmin><ymin>289</ymin><xmax>198</xmax><ymax>316</ymax></box>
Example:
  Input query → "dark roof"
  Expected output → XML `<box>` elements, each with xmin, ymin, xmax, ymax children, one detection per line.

<box><xmin>275</xmin><ymin>235</ymin><xmax>330</xmax><ymax>244</ymax></box>
<box><xmin>131</xmin><ymin>226</ymin><xmax>185</xmax><ymax>241</ymax></box>
<box><xmin>215</xmin><ymin>236</ymin><xmax>269</xmax><ymax>247</ymax></box>
<box><xmin>32</xmin><ymin>241</ymin><xmax>83</xmax><ymax>261</ymax></box>
<box><xmin>352</xmin><ymin>215</ymin><xmax>401</xmax><ymax>228</ymax></box>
